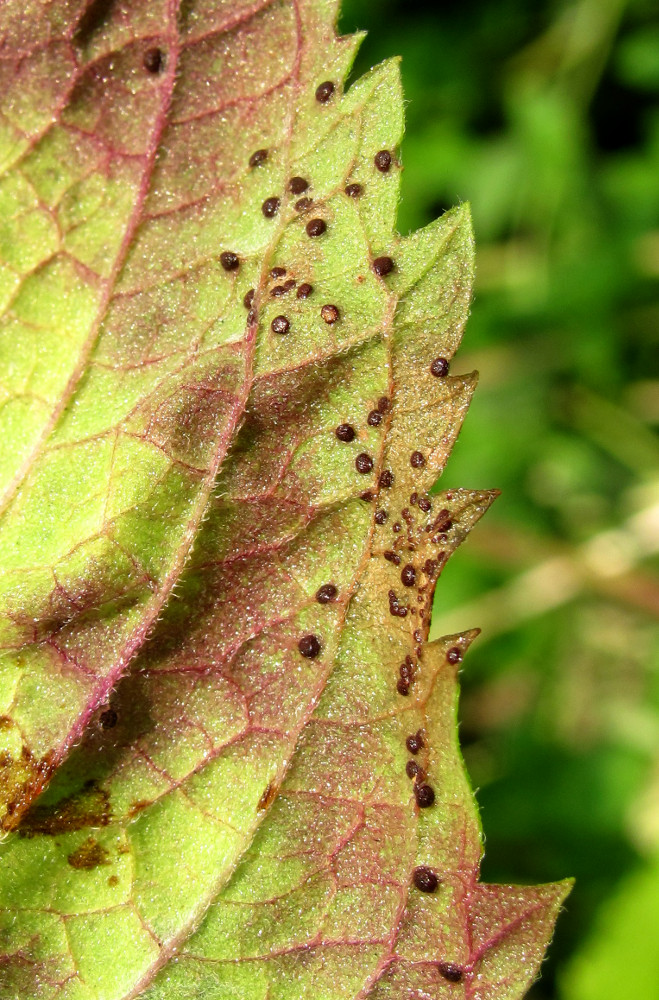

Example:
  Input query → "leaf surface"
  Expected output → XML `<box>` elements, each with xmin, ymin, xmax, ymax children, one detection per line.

<box><xmin>0</xmin><ymin>1</ymin><xmax>568</xmax><ymax>998</ymax></box>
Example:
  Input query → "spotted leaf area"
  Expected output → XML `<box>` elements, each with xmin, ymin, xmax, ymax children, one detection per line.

<box><xmin>0</xmin><ymin>1</ymin><xmax>569</xmax><ymax>998</ymax></box>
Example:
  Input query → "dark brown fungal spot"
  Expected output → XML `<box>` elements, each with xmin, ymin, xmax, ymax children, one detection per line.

<box><xmin>298</xmin><ymin>634</ymin><xmax>321</xmax><ymax>658</ymax></box>
<box><xmin>410</xmin><ymin>451</ymin><xmax>426</xmax><ymax>468</ymax></box>
<box><xmin>289</xmin><ymin>176</ymin><xmax>309</xmax><ymax>194</ymax></box>
<box><xmin>355</xmin><ymin>453</ymin><xmax>374</xmax><ymax>474</ymax></box>
<box><xmin>446</xmin><ymin>646</ymin><xmax>463</xmax><ymax>665</ymax></box>
<box><xmin>406</xmin><ymin>732</ymin><xmax>424</xmax><ymax>754</ymax></box>
<box><xmin>399</xmin><ymin>663</ymin><xmax>412</xmax><ymax>680</ymax></box>
<box><xmin>99</xmin><ymin>708</ymin><xmax>117</xmax><ymax>730</ymax></box>
<box><xmin>143</xmin><ymin>47</ymin><xmax>165</xmax><ymax>73</ymax></box>
<box><xmin>344</xmin><ymin>182</ymin><xmax>363</xmax><ymax>198</ymax></box>
<box><xmin>388</xmin><ymin>590</ymin><xmax>408</xmax><ymax>618</ymax></box>
<box><xmin>392</xmin><ymin>522</ymin><xmax>402</xmax><ymax>533</ymax></box>
<box><xmin>360</xmin><ymin>490</ymin><xmax>375</xmax><ymax>502</ymax></box>
<box><xmin>424</xmin><ymin>558</ymin><xmax>438</xmax><ymax>577</ymax></box>
<box><xmin>295</xmin><ymin>197</ymin><xmax>313</xmax><ymax>212</ymax></box>
<box><xmin>383</xmin><ymin>550</ymin><xmax>401</xmax><ymax>565</ymax></box>
<box><xmin>367</xmin><ymin>410</ymin><xmax>382</xmax><ymax>426</ymax></box>
<box><xmin>335</xmin><ymin>423</ymin><xmax>355</xmax><ymax>442</ymax></box>
<box><xmin>67</xmin><ymin>837</ymin><xmax>109</xmax><ymax>870</ymax></box>
<box><xmin>415</xmin><ymin>783</ymin><xmax>435</xmax><ymax>808</ymax></box>
<box><xmin>410</xmin><ymin>492</ymin><xmax>418</xmax><ymax>505</ymax></box>
<box><xmin>379</xmin><ymin>469</ymin><xmax>394</xmax><ymax>488</ymax></box>
<box><xmin>397</xmin><ymin>679</ymin><xmax>410</xmax><ymax>696</ymax></box>
<box><xmin>271</xmin><ymin>315</ymin><xmax>290</xmax><ymax>335</ymax></box>
<box><xmin>430</xmin><ymin>356</ymin><xmax>450</xmax><ymax>378</ymax></box>
<box><xmin>372</xmin><ymin>255</ymin><xmax>394</xmax><ymax>277</ymax></box>
<box><xmin>249</xmin><ymin>148</ymin><xmax>268</xmax><ymax>168</ymax></box>
<box><xmin>418</xmin><ymin>497</ymin><xmax>432</xmax><ymax>512</ymax></box>
<box><xmin>220</xmin><ymin>251</ymin><xmax>240</xmax><ymax>271</ymax></box>
<box><xmin>306</xmin><ymin>218</ymin><xmax>326</xmax><ymax>237</ymax></box>
<box><xmin>247</xmin><ymin>308</ymin><xmax>257</xmax><ymax>325</ymax></box>
<box><xmin>401</xmin><ymin>508</ymin><xmax>412</xmax><ymax>523</ymax></box>
<box><xmin>269</xmin><ymin>280</ymin><xmax>295</xmax><ymax>297</ymax></box>
<box><xmin>262</xmin><ymin>196</ymin><xmax>280</xmax><ymax>218</ymax></box>
<box><xmin>433</xmin><ymin>509</ymin><xmax>452</xmax><ymax>532</ymax></box>
<box><xmin>316</xmin><ymin>583</ymin><xmax>338</xmax><ymax>604</ymax></box>
<box><xmin>243</xmin><ymin>288</ymin><xmax>255</xmax><ymax>309</ymax></box>
<box><xmin>108</xmin><ymin>874</ymin><xmax>119</xmax><ymax>887</ymax></box>
<box><xmin>438</xmin><ymin>963</ymin><xmax>463</xmax><ymax>983</ymax></box>
<box><xmin>321</xmin><ymin>304</ymin><xmax>339</xmax><ymax>324</ymax></box>
<box><xmin>413</xmin><ymin>866</ymin><xmax>439</xmax><ymax>893</ymax></box>
<box><xmin>377</xmin><ymin>396</ymin><xmax>390</xmax><ymax>413</ymax></box>
<box><xmin>406</xmin><ymin>760</ymin><xmax>419</xmax><ymax>779</ymax></box>
<box><xmin>374</xmin><ymin>149</ymin><xmax>393</xmax><ymax>172</ymax></box>
<box><xmin>270</xmin><ymin>266</ymin><xmax>286</xmax><ymax>278</ymax></box>
<box><xmin>401</xmin><ymin>564</ymin><xmax>416</xmax><ymax>587</ymax></box>
<box><xmin>374</xmin><ymin>509</ymin><xmax>388</xmax><ymax>525</ymax></box>
<box><xmin>414</xmin><ymin>629</ymin><xmax>423</xmax><ymax>644</ymax></box>
<box><xmin>297</xmin><ymin>282</ymin><xmax>313</xmax><ymax>299</ymax></box>
<box><xmin>315</xmin><ymin>80</ymin><xmax>335</xmax><ymax>103</ymax></box>
<box><xmin>257</xmin><ymin>782</ymin><xmax>277</xmax><ymax>811</ymax></box>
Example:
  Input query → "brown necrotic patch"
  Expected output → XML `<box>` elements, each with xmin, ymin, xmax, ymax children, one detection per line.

<box><xmin>257</xmin><ymin>782</ymin><xmax>278</xmax><ymax>811</ymax></box>
<box><xmin>20</xmin><ymin>782</ymin><xmax>111</xmax><ymax>835</ymax></box>
<box><xmin>67</xmin><ymin>836</ymin><xmax>110</xmax><ymax>870</ymax></box>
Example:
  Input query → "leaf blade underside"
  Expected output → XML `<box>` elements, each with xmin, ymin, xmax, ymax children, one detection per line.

<box><xmin>0</xmin><ymin>1</ymin><xmax>569</xmax><ymax>998</ymax></box>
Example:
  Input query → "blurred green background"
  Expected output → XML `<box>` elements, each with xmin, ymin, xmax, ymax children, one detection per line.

<box><xmin>338</xmin><ymin>0</ymin><xmax>659</xmax><ymax>997</ymax></box>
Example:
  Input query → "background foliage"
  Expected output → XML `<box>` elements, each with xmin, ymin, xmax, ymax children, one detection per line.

<box><xmin>339</xmin><ymin>1</ymin><xmax>659</xmax><ymax>998</ymax></box>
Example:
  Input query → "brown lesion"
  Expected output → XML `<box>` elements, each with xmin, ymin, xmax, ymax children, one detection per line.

<box><xmin>17</xmin><ymin>780</ymin><xmax>110</xmax><ymax>836</ymax></box>
<box><xmin>67</xmin><ymin>836</ymin><xmax>110</xmax><ymax>870</ymax></box>
<box><xmin>257</xmin><ymin>781</ymin><xmax>278</xmax><ymax>812</ymax></box>
<box><xmin>0</xmin><ymin>741</ymin><xmax>55</xmax><ymax>833</ymax></box>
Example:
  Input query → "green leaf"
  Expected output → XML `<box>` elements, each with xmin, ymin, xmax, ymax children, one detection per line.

<box><xmin>0</xmin><ymin>1</ymin><xmax>568</xmax><ymax>998</ymax></box>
